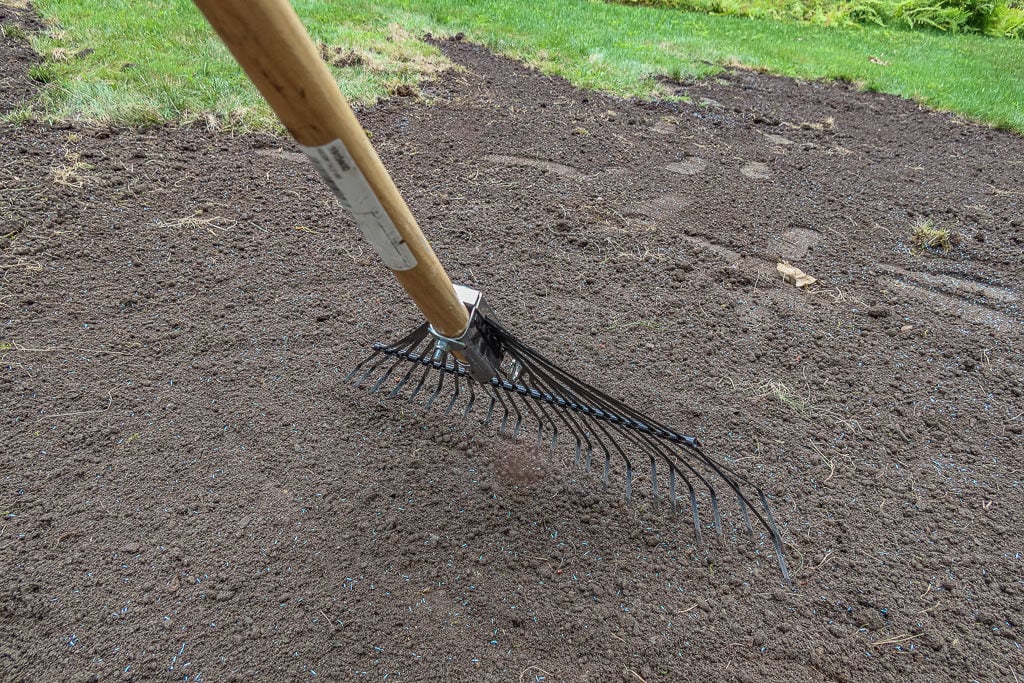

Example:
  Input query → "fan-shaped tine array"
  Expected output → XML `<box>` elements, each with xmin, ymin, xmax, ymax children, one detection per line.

<box><xmin>350</xmin><ymin>320</ymin><xmax>791</xmax><ymax>585</ymax></box>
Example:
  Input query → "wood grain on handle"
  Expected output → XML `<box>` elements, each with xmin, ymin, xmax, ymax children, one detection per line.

<box><xmin>192</xmin><ymin>0</ymin><xmax>469</xmax><ymax>338</ymax></box>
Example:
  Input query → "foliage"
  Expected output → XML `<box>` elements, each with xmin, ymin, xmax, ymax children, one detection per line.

<box><xmin>613</xmin><ymin>0</ymin><xmax>1024</xmax><ymax>35</ymax></box>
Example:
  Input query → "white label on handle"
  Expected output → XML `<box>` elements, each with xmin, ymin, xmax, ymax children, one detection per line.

<box><xmin>298</xmin><ymin>139</ymin><xmax>417</xmax><ymax>271</ymax></box>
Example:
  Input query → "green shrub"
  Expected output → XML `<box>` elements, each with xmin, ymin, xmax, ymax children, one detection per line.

<box><xmin>610</xmin><ymin>0</ymin><xmax>1024</xmax><ymax>34</ymax></box>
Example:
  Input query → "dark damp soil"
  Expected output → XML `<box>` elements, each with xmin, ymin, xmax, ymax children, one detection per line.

<box><xmin>2</xmin><ymin>7</ymin><xmax>1023</xmax><ymax>682</ymax></box>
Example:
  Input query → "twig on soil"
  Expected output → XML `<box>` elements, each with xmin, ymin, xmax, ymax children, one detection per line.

<box><xmin>624</xmin><ymin>668</ymin><xmax>649</xmax><ymax>683</ymax></box>
<box><xmin>37</xmin><ymin>390</ymin><xmax>113</xmax><ymax>421</ymax></box>
<box><xmin>989</xmin><ymin>185</ymin><xmax>1024</xmax><ymax>196</ymax></box>
<box><xmin>0</xmin><ymin>256</ymin><xmax>44</xmax><ymax>272</ymax></box>
<box><xmin>2</xmin><ymin>342</ymin><xmax>128</xmax><ymax>355</ymax></box>
<box><xmin>807</xmin><ymin>286</ymin><xmax>865</xmax><ymax>306</ymax></box>
<box><xmin>871</xmin><ymin>633</ymin><xmax>922</xmax><ymax>647</ymax></box>
<box><xmin>173</xmin><ymin>212</ymin><xmax>237</xmax><ymax>236</ymax></box>
<box><xmin>340</xmin><ymin>244</ymin><xmax>366</xmax><ymax>263</ymax></box>
<box><xmin>53</xmin><ymin>531</ymin><xmax>78</xmax><ymax>548</ymax></box>
<box><xmin>519</xmin><ymin>665</ymin><xmax>554</xmax><ymax>682</ymax></box>
<box><xmin>809</xmin><ymin>441</ymin><xmax>837</xmax><ymax>483</ymax></box>
<box><xmin>810</xmin><ymin>550</ymin><xmax>834</xmax><ymax>571</ymax></box>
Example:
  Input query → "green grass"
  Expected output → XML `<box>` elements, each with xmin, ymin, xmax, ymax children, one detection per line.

<box><xmin>910</xmin><ymin>217</ymin><xmax>960</xmax><ymax>251</ymax></box>
<box><xmin>1</xmin><ymin>22</ymin><xmax>30</xmax><ymax>40</ymax></box>
<box><xmin>12</xmin><ymin>0</ymin><xmax>1024</xmax><ymax>132</ymax></box>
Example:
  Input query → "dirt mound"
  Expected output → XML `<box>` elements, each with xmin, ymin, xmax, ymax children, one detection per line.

<box><xmin>2</xmin><ymin>11</ymin><xmax>1022</xmax><ymax>682</ymax></box>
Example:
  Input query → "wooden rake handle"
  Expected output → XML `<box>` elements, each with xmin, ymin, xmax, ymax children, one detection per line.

<box><xmin>192</xmin><ymin>0</ymin><xmax>469</xmax><ymax>338</ymax></box>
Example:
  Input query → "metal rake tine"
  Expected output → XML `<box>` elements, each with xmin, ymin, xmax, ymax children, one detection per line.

<box><xmin>524</xmin><ymin>389</ymin><xmax>561</xmax><ymax>455</ymax></box>
<box><xmin>494</xmin><ymin>388</ymin><xmax>511</xmax><ymax>434</ymax></box>
<box><xmin>444</xmin><ymin>371</ymin><xmax>461</xmax><ymax>415</ymax></box>
<box><xmin>494</xmin><ymin>335</ymin><xmax>618</xmax><ymax>478</ymax></box>
<box><xmin>758</xmin><ymin>490</ymin><xmax>792</xmax><ymax>585</ymax></box>
<box><xmin>625</xmin><ymin>459</ymin><xmax>634</xmax><ymax>504</ymax></box>
<box><xmin>506</xmin><ymin>377</ymin><xmax>546</xmax><ymax>444</ymax></box>
<box><xmin>649</xmin><ymin>454</ymin><xmax>658</xmax><ymax>510</ymax></box>
<box><xmin>508</xmin><ymin>342</ymin><xmax>730</xmax><ymax>523</ymax></box>
<box><xmin>484</xmin><ymin>384</ymin><xmax>511</xmax><ymax>434</ymax></box>
<box><xmin>663</xmin><ymin>454</ymin><xmax>703</xmax><ymax>543</ymax></box>
<box><xmin>632</xmin><ymin>432</ymin><xmax>723</xmax><ymax>542</ymax></box>
<box><xmin>587</xmin><ymin>417</ymin><xmax>633</xmax><ymax>502</ymax></box>
<box><xmin>513</xmin><ymin>374</ymin><xmax>553</xmax><ymax>453</ymax></box>
<box><xmin>711</xmin><ymin>491</ymin><xmax>723</xmax><ymax>537</ymax></box>
<box><xmin>636</xmin><ymin>428</ymin><xmax>724</xmax><ymax>543</ymax></box>
<box><xmin>498</xmin><ymin>323</ymin><xmax>710</xmax><ymax>456</ymax></box>
<box><xmin>353</xmin><ymin>323</ymin><xmax>429</xmax><ymax>386</ymax></box>
<box><xmin>389</xmin><ymin>338</ymin><xmax>433</xmax><ymax>398</ymax></box>
<box><xmin>346</xmin><ymin>349</ymin><xmax>384</xmax><ymax>385</ymax></box>
<box><xmin>607</xmin><ymin>415</ymin><xmax>727</xmax><ymax>536</ymax></box>
<box><xmin>515</xmin><ymin>353</ymin><xmax>593</xmax><ymax>461</ymax></box>
<box><xmin>665</xmin><ymin>435</ymin><xmax>780</xmax><ymax>541</ymax></box>
<box><xmin>369</xmin><ymin>353</ymin><xmax>410</xmax><ymax>394</ymax></box>
<box><xmin>601</xmin><ymin>447</ymin><xmax>609</xmax><ymax>486</ymax></box>
<box><xmin>505</xmin><ymin>320</ymin><xmax>785</xmax><ymax>563</ymax></box>
<box><xmin>587</xmin><ymin>424</ymin><xmax>614</xmax><ymax>484</ymax></box>
<box><xmin>424</xmin><ymin>362</ymin><xmax>446</xmax><ymax>409</ymax></box>
<box><xmin>406</xmin><ymin>359</ymin><xmax>434</xmax><ymax>403</ymax></box>
<box><xmin>737</xmin><ymin>494</ymin><xmax>754</xmax><ymax>535</ymax></box>
<box><xmin>687</xmin><ymin>483</ymin><xmax>704</xmax><ymax>547</ymax></box>
<box><xmin>668</xmin><ymin>465</ymin><xmax>678</xmax><ymax>514</ymax></box>
<box><xmin>462</xmin><ymin>378</ymin><xmax>477</xmax><ymax>417</ymax></box>
<box><xmin>571</xmin><ymin>437</ymin><xmax>583</xmax><ymax>466</ymax></box>
<box><xmin>388</xmin><ymin>362</ymin><xmax>418</xmax><ymax>398</ymax></box>
<box><xmin>513</xmin><ymin>345</ymin><xmax>643</xmax><ymax>506</ymax></box>
<box><xmin>347</xmin><ymin>323</ymin><xmax>427</xmax><ymax>385</ymax></box>
<box><xmin>508</xmin><ymin>393</ymin><xmax>525</xmax><ymax>439</ymax></box>
<box><xmin>483</xmin><ymin>393</ymin><xmax>497</xmax><ymax>425</ymax></box>
<box><xmin>702</xmin><ymin>459</ymin><xmax>776</xmax><ymax>539</ymax></box>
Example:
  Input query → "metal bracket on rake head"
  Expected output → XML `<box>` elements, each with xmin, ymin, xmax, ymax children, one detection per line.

<box><xmin>346</xmin><ymin>287</ymin><xmax>792</xmax><ymax>585</ymax></box>
<box><xmin>427</xmin><ymin>284</ymin><xmax>503</xmax><ymax>384</ymax></box>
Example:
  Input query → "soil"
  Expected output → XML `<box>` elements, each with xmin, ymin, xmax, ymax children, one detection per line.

<box><xmin>2</xmin><ymin>5</ymin><xmax>1023</xmax><ymax>681</ymax></box>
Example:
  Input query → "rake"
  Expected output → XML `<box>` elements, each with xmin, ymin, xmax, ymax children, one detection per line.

<box><xmin>195</xmin><ymin>0</ymin><xmax>791</xmax><ymax>584</ymax></box>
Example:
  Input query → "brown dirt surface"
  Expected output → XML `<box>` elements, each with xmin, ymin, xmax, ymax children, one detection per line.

<box><xmin>2</xmin><ymin>10</ymin><xmax>1023</xmax><ymax>683</ymax></box>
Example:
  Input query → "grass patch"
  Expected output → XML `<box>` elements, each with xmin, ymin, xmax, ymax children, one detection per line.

<box><xmin>757</xmin><ymin>380</ymin><xmax>814</xmax><ymax>416</ymax></box>
<box><xmin>911</xmin><ymin>218</ymin><xmax>959</xmax><ymax>252</ymax></box>
<box><xmin>1</xmin><ymin>22</ymin><xmax>29</xmax><ymax>39</ymax></box>
<box><xmin>11</xmin><ymin>0</ymin><xmax>1024</xmax><ymax>132</ymax></box>
<box><xmin>20</xmin><ymin>1</ymin><xmax>450</xmax><ymax>129</ymax></box>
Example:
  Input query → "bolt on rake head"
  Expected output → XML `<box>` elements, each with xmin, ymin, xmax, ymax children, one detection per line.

<box><xmin>346</xmin><ymin>291</ymin><xmax>792</xmax><ymax>585</ymax></box>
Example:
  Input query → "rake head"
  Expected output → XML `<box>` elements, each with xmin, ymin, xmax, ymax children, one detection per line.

<box><xmin>346</xmin><ymin>287</ymin><xmax>791</xmax><ymax>585</ymax></box>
